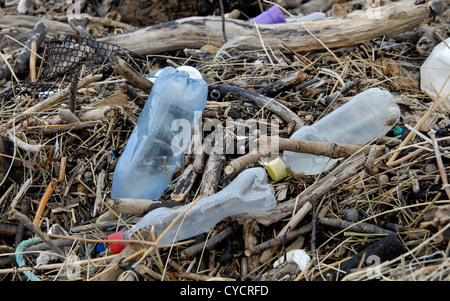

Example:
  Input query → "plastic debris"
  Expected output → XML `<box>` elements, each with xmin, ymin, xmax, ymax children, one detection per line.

<box><xmin>266</xmin><ymin>88</ymin><xmax>400</xmax><ymax>180</ymax></box>
<box><xmin>273</xmin><ymin>249</ymin><xmax>311</xmax><ymax>272</ymax></box>
<box><xmin>111</xmin><ymin>66</ymin><xmax>208</xmax><ymax>200</ymax></box>
<box><xmin>250</xmin><ymin>5</ymin><xmax>286</xmax><ymax>24</ymax></box>
<box><xmin>108</xmin><ymin>167</ymin><xmax>277</xmax><ymax>253</ymax></box>
<box><xmin>420</xmin><ymin>37</ymin><xmax>450</xmax><ymax>102</ymax></box>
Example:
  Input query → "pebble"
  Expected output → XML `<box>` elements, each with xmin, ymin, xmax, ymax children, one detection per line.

<box><xmin>344</xmin><ymin>208</ymin><xmax>360</xmax><ymax>222</ymax></box>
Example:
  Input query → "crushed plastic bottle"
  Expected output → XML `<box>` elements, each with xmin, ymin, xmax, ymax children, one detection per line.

<box><xmin>420</xmin><ymin>37</ymin><xmax>450</xmax><ymax>101</ymax></box>
<box><xmin>111</xmin><ymin>66</ymin><xmax>208</xmax><ymax>200</ymax></box>
<box><xmin>108</xmin><ymin>167</ymin><xmax>276</xmax><ymax>253</ymax></box>
<box><xmin>266</xmin><ymin>88</ymin><xmax>400</xmax><ymax>180</ymax></box>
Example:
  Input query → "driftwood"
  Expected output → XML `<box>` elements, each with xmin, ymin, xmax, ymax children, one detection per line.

<box><xmin>255</xmin><ymin>70</ymin><xmax>307</xmax><ymax>96</ymax></box>
<box><xmin>180</xmin><ymin>226</ymin><xmax>234</xmax><ymax>259</ymax></box>
<box><xmin>120</xmin><ymin>83</ymin><xmax>146</xmax><ymax>108</ymax></box>
<box><xmin>110</xmin><ymin>56</ymin><xmax>153</xmax><ymax>94</ymax></box>
<box><xmin>105</xmin><ymin>198</ymin><xmax>179</xmax><ymax>216</ymax></box>
<box><xmin>170</xmin><ymin>165</ymin><xmax>198</xmax><ymax>202</ymax></box>
<box><xmin>199</xmin><ymin>151</ymin><xmax>225</xmax><ymax>197</ymax></box>
<box><xmin>8</xmin><ymin>209</ymin><xmax>64</xmax><ymax>257</ymax></box>
<box><xmin>224</xmin><ymin>137</ymin><xmax>375</xmax><ymax>176</ymax></box>
<box><xmin>210</xmin><ymin>84</ymin><xmax>303</xmax><ymax>129</ymax></box>
<box><xmin>0</xmin><ymin>21</ymin><xmax>47</xmax><ymax>81</ymax></box>
<box><xmin>318</xmin><ymin>217</ymin><xmax>394</xmax><ymax>235</ymax></box>
<box><xmin>198</xmin><ymin>130</ymin><xmax>226</xmax><ymax>197</ymax></box>
<box><xmin>99</xmin><ymin>1</ymin><xmax>432</xmax><ymax>55</ymax></box>
<box><xmin>0</xmin><ymin>15</ymin><xmax>74</xmax><ymax>33</ymax></box>
<box><xmin>243</xmin><ymin>219</ymin><xmax>262</xmax><ymax>273</ymax></box>
<box><xmin>245</xmin><ymin>224</ymin><xmax>313</xmax><ymax>256</ymax></box>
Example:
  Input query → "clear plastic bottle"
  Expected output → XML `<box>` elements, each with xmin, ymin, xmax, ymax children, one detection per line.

<box><xmin>108</xmin><ymin>167</ymin><xmax>276</xmax><ymax>253</ymax></box>
<box><xmin>420</xmin><ymin>37</ymin><xmax>450</xmax><ymax>101</ymax></box>
<box><xmin>111</xmin><ymin>66</ymin><xmax>208</xmax><ymax>200</ymax></box>
<box><xmin>266</xmin><ymin>88</ymin><xmax>400</xmax><ymax>180</ymax></box>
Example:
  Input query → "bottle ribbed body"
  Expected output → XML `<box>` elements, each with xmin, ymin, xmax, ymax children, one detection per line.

<box><xmin>111</xmin><ymin>67</ymin><xmax>208</xmax><ymax>200</ymax></box>
<box><xmin>283</xmin><ymin>88</ymin><xmax>400</xmax><ymax>175</ymax></box>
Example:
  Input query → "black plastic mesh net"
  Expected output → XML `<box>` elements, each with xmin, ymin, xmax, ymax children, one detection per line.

<box><xmin>39</xmin><ymin>34</ymin><xmax>145</xmax><ymax>79</ymax></box>
<box><xmin>0</xmin><ymin>34</ymin><xmax>146</xmax><ymax>103</ymax></box>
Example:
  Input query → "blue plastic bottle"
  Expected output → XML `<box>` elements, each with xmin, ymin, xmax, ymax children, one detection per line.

<box><xmin>111</xmin><ymin>66</ymin><xmax>208</xmax><ymax>200</ymax></box>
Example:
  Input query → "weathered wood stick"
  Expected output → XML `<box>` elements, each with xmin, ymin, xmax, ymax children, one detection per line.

<box><xmin>33</xmin><ymin>178</ymin><xmax>58</xmax><ymax>225</ymax></box>
<box><xmin>0</xmin><ymin>15</ymin><xmax>74</xmax><ymax>33</ymax></box>
<box><xmin>224</xmin><ymin>136</ymin><xmax>374</xmax><ymax>176</ymax></box>
<box><xmin>120</xmin><ymin>83</ymin><xmax>146</xmax><ymax>108</ymax></box>
<box><xmin>255</xmin><ymin>70</ymin><xmax>306</xmax><ymax>96</ymax></box>
<box><xmin>30</xmin><ymin>122</ymin><xmax>99</xmax><ymax>136</ymax></box>
<box><xmin>110</xmin><ymin>56</ymin><xmax>152</xmax><ymax>94</ymax></box>
<box><xmin>93</xmin><ymin>169</ymin><xmax>107</xmax><ymax>217</ymax></box>
<box><xmin>319</xmin><ymin>217</ymin><xmax>394</xmax><ymax>235</ymax></box>
<box><xmin>0</xmin><ymin>21</ymin><xmax>47</xmax><ymax>81</ymax></box>
<box><xmin>105</xmin><ymin>198</ymin><xmax>179</xmax><ymax>216</ymax></box>
<box><xmin>9</xmin><ymin>209</ymin><xmax>64</xmax><ymax>257</ymax></box>
<box><xmin>29</xmin><ymin>41</ymin><xmax>37</xmax><ymax>82</ymax></box>
<box><xmin>243</xmin><ymin>220</ymin><xmax>261</xmax><ymax>272</ymax></box>
<box><xmin>58</xmin><ymin>109</ymin><xmax>80</xmax><ymax>123</ymax></box>
<box><xmin>245</xmin><ymin>224</ymin><xmax>313</xmax><ymax>256</ymax></box>
<box><xmin>199</xmin><ymin>130</ymin><xmax>226</xmax><ymax>197</ymax></box>
<box><xmin>170</xmin><ymin>164</ymin><xmax>197</xmax><ymax>202</ymax></box>
<box><xmin>199</xmin><ymin>151</ymin><xmax>225</xmax><ymax>197</ymax></box>
<box><xmin>99</xmin><ymin>1</ymin><xmax>432</xmax><ymax>55</ymax></box>
<box><xmin>0</xmin><ymin>222</ymin><xmax>32</xmax><ymax>238</ymax></box>
<box><xmin>275</xmin><ymin>137</ymin><xmax>370</xmax><ymax>158</ymax></box>
<box><xmin>180</xmin><ymin>226</ymin><xmax>234</xmax><ymax>259</ymax></box>
<box><xmin>209</xmin><ymin>84</ymin><xmax>303</xmax><ymax>129</ymax></box>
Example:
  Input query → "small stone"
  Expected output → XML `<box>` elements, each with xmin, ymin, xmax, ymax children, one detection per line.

<box><xmin>344</xmin><ymin>208</ymin><xmax>360</xmax><ymax>222</ymax></box>
<box><xmin>378</xmin><ymin>174</ymin><xmax>389</xmax><ymax>185</ymax></box>
<box><xmin>425</xmin><ymin>164</ymin><xmax>437</xmax><ymax>174</ymax></box>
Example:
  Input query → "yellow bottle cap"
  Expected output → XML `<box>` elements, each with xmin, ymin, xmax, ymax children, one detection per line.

<box><xmin>266</xmin><ymin>157</ymin><xmax>289</xmax><ymax>182</ymax></box>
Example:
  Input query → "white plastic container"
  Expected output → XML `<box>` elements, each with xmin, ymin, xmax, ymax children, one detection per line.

<box><xmin>266</xmin><ymin>88</ymin><xmax>400</xmax><ymax>180</ymax></box>
<box><xmin>111</xmin><ymin>66</ymin><xmax>208</xmax><ymax>200</ymax></box>
<box><xmin>420</xmin><ymin>37</ymin><xmax>450</xmax><ymax>101</ymax></box>
<box><xmin>108</xmin><ymin>168</ymin><xmax>277</xmax><ymax>253</ymax></box>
